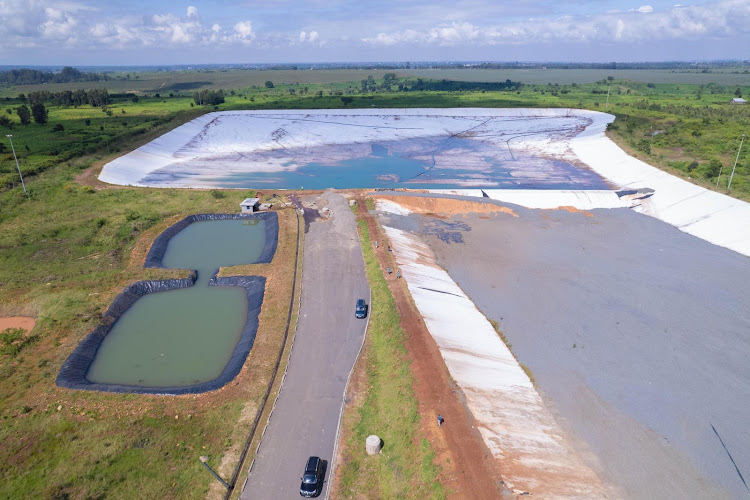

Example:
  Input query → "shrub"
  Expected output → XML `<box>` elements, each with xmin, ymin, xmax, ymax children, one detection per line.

<box><xmin>52</xmin><ymin>123</ymin><xmax>64</xmax><ymax>132</ymax></box>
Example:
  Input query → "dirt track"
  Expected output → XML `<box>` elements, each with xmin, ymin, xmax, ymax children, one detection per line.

<box><xmin>357</xmin><ymin>195</ymin><xmax>507</xmax><ymax>499</ymax></box>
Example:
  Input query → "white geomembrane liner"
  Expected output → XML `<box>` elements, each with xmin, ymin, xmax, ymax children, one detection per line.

<box><xmin>429</xmin><ymin>188</ymin><xmax>629</xmax><ymax>210</ymax></box>
<box><xmin>100</xmin><ymin>108</ymin><xmax>750</xmax><ymax>256</ymax></box>
<box><xmin>569</xmin><ymin>111</ymin><xmax>750</xmax><ymax>257</ymax></box>
<box><xmin>374</xmin><ymin>198</ymin><xmax>413</xmax><ymax>216</ymax></box>
<box><xmin>383</xmin><ymin>225</ymin><xmax>606</xmax><ymax>497</ymax></box>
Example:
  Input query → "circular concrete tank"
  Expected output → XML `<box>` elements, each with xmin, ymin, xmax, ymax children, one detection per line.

<box><xmin>366</xmin><ymin>435</ymin><xmax>382</xmax><ymax>455</ymax></box>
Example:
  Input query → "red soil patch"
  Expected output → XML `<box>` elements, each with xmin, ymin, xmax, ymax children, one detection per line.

<box><xmin>550</xmin><ymin>206</ymin><xmax>595</xmax><ymax>217</ymax></box>
<box><xmin>374</xmin><ymin>194</ymin><xmax>518</xmax><ymax>218</ymax></box>
<box><xmin>0</xmin><ymin>317</ymin><xmax>36</xmax><ymax>332</ymax></box>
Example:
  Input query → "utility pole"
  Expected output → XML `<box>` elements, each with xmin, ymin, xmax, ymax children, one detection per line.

<box><xmin>6</xmin><ymin>134</ymin><xmax>26</xmax><ymax>195</ymax></box>
<box><xmin>606</xmin><ymin>85</ymin><xmax>611</xmax><ymax>107</ymax></box>
<box><xmin>199</xmin><ymin>456</ymin><xmax>229</xmax><ymax>490</ymax></box>
<box><xmin>728</xmin><ymin>134</ymin><xmax>746</xmax><ymax>190</ymax></box>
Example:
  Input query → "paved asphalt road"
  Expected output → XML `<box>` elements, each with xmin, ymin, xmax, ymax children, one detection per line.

<box><xmin>241</xmin><ymin>192</ymin><xmax>369</xmax><ymax>500</ymax></box>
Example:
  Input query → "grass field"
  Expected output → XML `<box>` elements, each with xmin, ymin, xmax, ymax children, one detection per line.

<box><xmin>0</xmin><ymin>69</ymin><xmax>402</xmax><ymax>97</ymax></box>
<box><xmin>0</xmin><ymin>169</ymin><xmax>299</xmax><ymax>499</ymax></box>
<box><xmin>404</xmin><ymin>67</ymin><xmax>750</xmax><ymax>85</ymax></box>
<box><xmin>2</xmin><ymin>67</ymin><xmax>749</xmax><ymax>98</ymax></box>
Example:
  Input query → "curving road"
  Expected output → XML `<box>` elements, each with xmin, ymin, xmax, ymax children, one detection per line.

<box><xmin>241</xmin><ymin>192</ymin><xmax>369</xmax><ymax>499</ymax></box>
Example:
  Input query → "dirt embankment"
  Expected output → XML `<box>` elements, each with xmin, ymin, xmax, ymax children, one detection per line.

<box><xmin>357</xmin><ymin>194</ymin><xmax>507</xmax><ymax>499</ymax></box>
<box><xmin>373</xmin><ymin>194</ymin><xmax>518</xmax><ymax>217</ymax></box>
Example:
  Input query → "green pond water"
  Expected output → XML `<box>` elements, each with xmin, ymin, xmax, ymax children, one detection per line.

<box><xmin>87</xmin><ymin>219</ymin><xmax>266</xmax><ymax>387</ymax></box>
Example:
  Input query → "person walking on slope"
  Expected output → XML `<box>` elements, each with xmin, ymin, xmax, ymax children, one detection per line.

<box><xmin>437</xmin><ymin>414</ymin><xmax>444</xmax><ymax>428</ymax></box>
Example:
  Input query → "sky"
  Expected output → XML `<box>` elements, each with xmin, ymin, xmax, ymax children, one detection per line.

<box><xmin>0</xmin><ymin>0</ymin><xmax>749</xmax><ymax>65</ymax></box>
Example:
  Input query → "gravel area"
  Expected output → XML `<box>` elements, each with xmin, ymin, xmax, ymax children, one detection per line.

<box><xmin>383</xmin><ymin>205</ymin><xmax>750</xmax><ymax>499</ymax></box>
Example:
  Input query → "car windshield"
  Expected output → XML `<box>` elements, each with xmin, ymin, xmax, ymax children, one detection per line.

<box><xmin>303</xmin><ymin>473</ymin><xmax>317</xmax><ymax>484</ymax></box>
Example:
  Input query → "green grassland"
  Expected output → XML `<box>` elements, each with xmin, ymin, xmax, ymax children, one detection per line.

<box><xmin>0</xmin><ymin>69</ymin><xmax>402</xmax><ymax>97</ymax></box>
<box><xmin>405</xmin><ymin>67</ymin><xmax>750</xmax><ymax>85</ymax></box>
<box><xmin>0</xmin><ymin>69</ymin><xmax>749</xmax><ymax>498</ymax></box>
<box><xmin>0</xmin><ymin>177</ymin><xmax>259</xmax><ymax>499</ymax></box>
<box><xmin>2</xmin><ymin>67</ymin><xmax>748</xmax><ymax>98</ymax></box>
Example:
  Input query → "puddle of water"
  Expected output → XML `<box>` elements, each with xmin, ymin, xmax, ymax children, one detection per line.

<box><xmin>86</xmin><ymin>219</ymin><xmax>266</xmax><ymax>387</ymax></box>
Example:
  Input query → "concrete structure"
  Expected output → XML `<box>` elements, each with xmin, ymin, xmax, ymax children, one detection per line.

<box><xmin>366</xmin><ymin>435</ymin><xmax>382</xmax><ymax>455</ymax></box>
<box><xmin>240</xmin><ymin>198</ymin><xmax>260</xmax><ymax>213</ymax></box>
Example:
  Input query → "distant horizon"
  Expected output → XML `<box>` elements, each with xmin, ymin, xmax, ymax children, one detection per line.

<box><xmin>1</xmin><ymin>59</ymin><xmax>749</xmax><ymax>72</ymax></box>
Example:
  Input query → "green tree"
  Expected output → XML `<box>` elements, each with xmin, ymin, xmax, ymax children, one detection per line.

<box><xmin>192</xmin><ymin>89</ymin><xmax>225</xmax><ymax>106</ymax></box>
<box><xmin>88</xmin><ymin>88</ymin><xmax>109</xmax><ymax>107</ymax></box>
<box><xmin>735</xmin><ymin>88</ymin><xmax>743</xmax><ymax>98</ymax></box>
<box><xmin>31</xmin><ymin>102</ymin><xmax>48</xmax><ymax>124</ymax></box>
<box><xmin>265</xmin><ymin>80</ymin><xmax>274</xmax><ymax>88</ymax></box>
<box><xmin>16</xmin><ymin>104</ymin><xmax>30</xmax><ymax>125</ymax></box>
<box><xmin>341</xmin><ymin>96</ymin><xmax>354</xmax><ymax>105</ymax></box>
<box><xmin>705</xmin><ymin>159</ymin><xmax>722</xmax><ymax>179</ymax></box>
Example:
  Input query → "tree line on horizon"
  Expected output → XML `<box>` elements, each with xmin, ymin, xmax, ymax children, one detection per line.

<box><xmin>0</xmin><ymin>66</ymin><xmax>109</xmax><ymax>87</ymax></box>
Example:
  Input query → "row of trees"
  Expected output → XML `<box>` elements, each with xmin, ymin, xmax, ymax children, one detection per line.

<box><xmin>0</xmin><ymin>66</ymin><xmax>108</xmax><ymax>86</ymax></box>
<box><xmin>354</xmin><ymin>74</ymin><xmax>522</xmax><ymax>93</ymax></box>
<box><xmin>24</xmin><ymin>89</ymin><xmax>109</xmax><ymax>108</ymax></box>
<box><xmin>0</xmin><ymin>103</ymin><xmax>48</xmax><ymax>128</ymax></box>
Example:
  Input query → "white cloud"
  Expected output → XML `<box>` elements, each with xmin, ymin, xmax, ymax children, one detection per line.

<box><xmin>363</xmin><ymin>1</ymin><xmax>750</xmax><ymax>47</ymax></box>
<box><xmin>0</xmin><ymin>1</ymin><xmax>258</xmax><ymax>50</ymax></box>
<box><xmin>298</xmin><ymin>29</ymin><xmax>320</xmax><ymax>45</ymax></box>
<box><xmin>230</xmin><ymin>21</ymin><xmax>255</xmax><ymax>44</ymax></box>
<box><xmin>1</xmin><ymin>0</ymin><xmax>748</xmax><ymax>59</ymax></box>
<box><xmin>40</xmin><ymin>7</ymin><xmax>79</xmax><ymax>42</ymax></box>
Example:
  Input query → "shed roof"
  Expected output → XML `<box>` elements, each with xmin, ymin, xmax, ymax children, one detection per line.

<box><xmin>731</xmin><ymin>98</ymin><xmax>747</xmax><ymax>103</ymax></box>
<box><xmin>241</xmin><ymin>198</ymin><xmax>260</xmax><ymax>205</ymax></box>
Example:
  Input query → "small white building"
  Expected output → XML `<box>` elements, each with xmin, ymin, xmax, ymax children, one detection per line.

<box><xmin>731</xmin><ymin>98</ymin><xmax>747</xmax><ymax>104</ymax></box>
<box><xmin>240</xmin><ymin>198</ymin><xmax>260</xmax><ymax>213</ymax></box>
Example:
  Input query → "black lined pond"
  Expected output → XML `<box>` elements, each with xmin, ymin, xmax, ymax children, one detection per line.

<box><xmin>57</xmin><ymin>213</ymin><xmax>278</xmax><ymax>394</ymax></box>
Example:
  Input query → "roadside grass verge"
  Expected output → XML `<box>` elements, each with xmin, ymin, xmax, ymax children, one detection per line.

<box><xmin>335</xmin><ymin>219</ymin><xmax>443</xmax><ymax>499</ymax></box>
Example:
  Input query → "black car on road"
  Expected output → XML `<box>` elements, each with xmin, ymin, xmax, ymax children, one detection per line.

<box><xmin>300</xmin><ymin>456</ymin><xmax>324</xmax><ymax>497</ymax></box>
<box><xmin>355</xmin><ymin>299</ymin><xmax>368</xmax><ymax>319</ymax></box>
